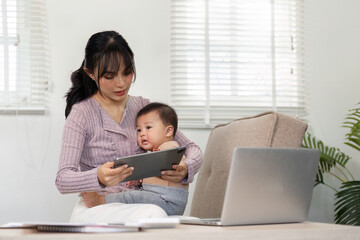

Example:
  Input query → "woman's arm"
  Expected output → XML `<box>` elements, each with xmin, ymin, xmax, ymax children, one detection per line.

<box><xmin>168</xmin><ymin>130</ymin><xmax>203</xmax><ymax>184</ymax></box>
<box><xmin>55</xmin><ymin>106</ymin><xmax>129</xmax><ymax>194</ymax></box>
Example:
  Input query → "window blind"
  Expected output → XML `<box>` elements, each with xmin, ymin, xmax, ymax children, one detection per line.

<box><xmin>170</xmin><ymin>0</ymin><xmax>306</xmax><ymax>128</ymax></box>
<box><xmin>0</xmin><ymin>0</ymin><xmax>49</xmax><ymax>113</ymax></box>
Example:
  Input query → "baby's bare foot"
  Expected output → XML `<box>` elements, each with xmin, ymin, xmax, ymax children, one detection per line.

<box><xmin>81</xmin><ymin>192</ymin><xmax>105</xmax><ymax>208</ymax></box>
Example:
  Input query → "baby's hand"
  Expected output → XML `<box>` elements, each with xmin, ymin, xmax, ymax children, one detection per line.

<box><xmin>126</xmin><ymin>179</ymin><xmax>143</xmax><ymax>188</ymax></box>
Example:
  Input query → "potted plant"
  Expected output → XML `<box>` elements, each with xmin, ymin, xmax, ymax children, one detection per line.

<box><xmin>302</xmin><ymin>102</ymin><xmax>360</xmax><ymax>225</ymax></box>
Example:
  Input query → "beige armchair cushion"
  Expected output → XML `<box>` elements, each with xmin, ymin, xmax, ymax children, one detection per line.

<box><xmin>190</xmin><ymin>111</ymin><xmax>308</xmax><ymax>218</ymax></box>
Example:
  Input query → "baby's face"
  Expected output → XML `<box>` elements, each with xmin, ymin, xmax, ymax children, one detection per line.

<box><xmin>136</xmin><ymin>111</ymin><xmax>169</xmax><ymax>151</ymax></box>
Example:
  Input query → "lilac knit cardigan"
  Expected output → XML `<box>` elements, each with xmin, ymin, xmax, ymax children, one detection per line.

<box><xmin>56</xmin><ymin>96</ymin><xmax>203</xmax><ymax>194</ymax></box>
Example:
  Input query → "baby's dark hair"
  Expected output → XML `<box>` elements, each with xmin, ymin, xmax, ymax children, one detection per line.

<box><xmin>136</xmin><ymin>102</ymin><xmax>178</xmax><ymax>136</ymax></box>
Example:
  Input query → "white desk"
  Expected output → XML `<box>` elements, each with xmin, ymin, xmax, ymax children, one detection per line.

<box><xmin>1</xmin><ymin>222</ymin><xmax>359</xmax><ymax>240</ymax></box>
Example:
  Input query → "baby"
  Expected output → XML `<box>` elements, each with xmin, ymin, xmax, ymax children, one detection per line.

<box><xmin>82</xmin><ymin>102</ymin><xmax>188</xmax><ymax>215</ymax></box>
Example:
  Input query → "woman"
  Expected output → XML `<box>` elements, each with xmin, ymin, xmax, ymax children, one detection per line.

<box><xmin>55</xmin><ymin>31</ymin><xmax>203</xmax><ymax>223</ymax></box>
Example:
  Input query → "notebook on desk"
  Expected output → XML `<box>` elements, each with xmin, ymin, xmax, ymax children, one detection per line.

<box><xmin>181</xmin><ymin>147</ymin><xmax>320</xmax><ymax>226</ymax></box>
<box><xmin>0</xmin><ymin>222</ymin><xmax>140</xmax><ymax>233</ymax></box>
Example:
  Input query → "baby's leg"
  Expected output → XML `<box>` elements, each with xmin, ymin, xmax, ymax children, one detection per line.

<box><xmin>81</xmin><ymin>192</ymin><xmax>105</xmax><ymax>208</ymax></box>
<box><xmin>105</xmin><ymin>184</ymin><xmax>188</xmax><ymax>215</ymax></box>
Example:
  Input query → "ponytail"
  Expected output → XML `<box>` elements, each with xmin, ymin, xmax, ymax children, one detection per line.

<box><xmin>65</xmin><ymin>61</ymin><xmax>98</xmax><ymax>118</ymax></box>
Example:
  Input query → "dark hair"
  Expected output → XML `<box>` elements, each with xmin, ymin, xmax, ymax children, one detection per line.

<box><xmin>65</xmin><ymin>31</ymin><xmax>136</xmax><ymax>117</ymax></box>
<box><xmin>136</xmin><ymin>102</ymin><xmax>178</xmax><ymax>136</ymax></box>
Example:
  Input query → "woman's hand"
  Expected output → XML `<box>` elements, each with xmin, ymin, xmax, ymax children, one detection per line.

<box><xmin>97</xmin><ymin>162</ymin><xmax>133</xmax><ymax>187</ymax></box>
<box><xmin>161</xmin><ymin>161</ymin><xmax>188</xmax><ymax>183</ymax></box>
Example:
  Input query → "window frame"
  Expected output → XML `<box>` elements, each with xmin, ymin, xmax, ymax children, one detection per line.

<box><xmin>170</xmin><ymin>0</ymin><xmax>306</xmax><ymax>129</ymax></box>
<box><xmin>0</xmin><ymin>0</ymin><xmax>50</xmax><ymax>115</ymax></box>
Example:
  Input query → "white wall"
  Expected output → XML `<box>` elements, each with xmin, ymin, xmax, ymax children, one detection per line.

<box><xmin>0</xmin><ymin>0</ymin><xmax>359</xmax><ymax>224</ymax></box>
<box><xmin>305</xmin><ymin>0</ymin><xmax>360</xmax><ymax>222</ymax></box>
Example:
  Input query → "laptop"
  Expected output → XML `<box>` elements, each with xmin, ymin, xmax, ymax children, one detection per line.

<box><xmin>181</xmin><ymin>147</ymin><xmax>320</xmax><ymax>226</ymax></box>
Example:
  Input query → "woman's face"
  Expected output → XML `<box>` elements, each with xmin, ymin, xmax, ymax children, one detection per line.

<box><xmin>86</xmin><ymin>63</ymin><xmax>133</xmax><ymax>104</ymax></box>
<box><xmin>98</xmin><ymin>64</ymin><xmax>133</xmax><ymax>104</ymax></box>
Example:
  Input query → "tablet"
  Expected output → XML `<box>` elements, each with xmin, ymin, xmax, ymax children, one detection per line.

<box><xmin>113</xmin><ymin>146</ymin><xmax>186</xmax><ymax>182</ymax></box>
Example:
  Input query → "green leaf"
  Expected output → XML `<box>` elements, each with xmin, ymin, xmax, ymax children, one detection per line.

<box><xmin>302</xmin><ymin>133</ymin><xmax>351</xmax><ymax>185</ymax></box>
<box><xmin>344</xmin><ymin>143</ymin><xmax>360</xmax><ymax>152</ymax></box>
<box><xmin>334</xmin><ymin>181</ymin><xmax>360</xmax><ymax>225</ymax></box>
<box><xmin>344</xmin><ymin>103</ymin><xmax>360</xmax><ymax>151</ymax></box>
